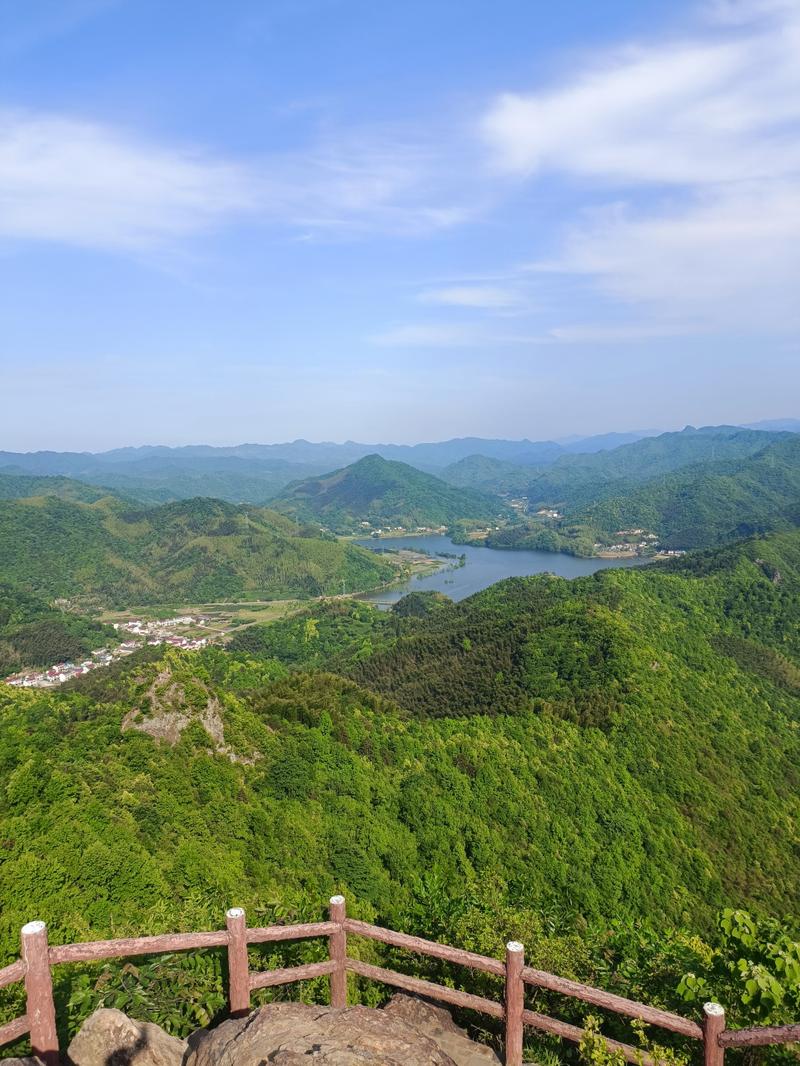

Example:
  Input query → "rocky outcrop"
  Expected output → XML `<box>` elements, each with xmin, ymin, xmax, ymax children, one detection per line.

<box><xmin>384</xmin><ymin>993</ymin><xmax>501</xmax><ymax>1064</ymax></box>
<box><xmin>185</xmin><ymin>1002</ymin><xmax>457</xmax><ymax>1065</ymax></box>
<box><xmin>68</xmin><ymin>996</ymin><xmax>501</xmax><ymax>1066</ymax></box>
<box><xmin>67</xmin><ymin>1007</ymin><xmax>187</xmax><ymax>1066</ymax></box>
<box><xmin>121</xmin><ymin>668</ymin><xmax>259</xmax><ymax>764</ymax></box>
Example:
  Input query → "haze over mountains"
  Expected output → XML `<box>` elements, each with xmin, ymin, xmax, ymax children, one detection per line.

<box><xmin>2</xmin><ymin>421</ymin><xmax>797</xmax><ymax>507</ymax></box>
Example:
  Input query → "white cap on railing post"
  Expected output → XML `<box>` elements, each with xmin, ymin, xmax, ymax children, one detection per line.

<box><xmin>505</xmin><ymin>941</ymin><xmax>525</xmax><ymax>1066</ymax></box>
<box><xmin>703</xmin><ymin>1002</ymin><xmax>726</xmax><ymax>1066</ymax></box>
<box><xmin>226</xmin><ymin>907</ymin><xmax>250</xmax><ymax>1017</ymax></box>
<box><xmin>329</xmin><ymin>896</ymin><xmax>347</xmax><ymax>1008</ymax></box>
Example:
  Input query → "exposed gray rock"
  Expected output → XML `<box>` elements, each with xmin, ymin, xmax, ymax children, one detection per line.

<box><xmin>184</xmin><ymin>1002</ymin><xmax>458</xmax><ymax>1066</ymax></box>
<box><xmin>384</xmin><ymin>993</ymin><xmax>502</xmax><ymax>1064</ymax></box>
<box><xmin>67</xmin><ymin>1008</ymin><xmax>187</xmax><ymax>1066</ymax></box>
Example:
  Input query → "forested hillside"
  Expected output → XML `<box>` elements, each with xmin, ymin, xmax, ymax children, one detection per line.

<box><xmin>0</xmin><ymin>586</ymin><xmax>115</xmax><ymax>676</ymax></box>
<box><xmin>0</xmin><ymin>472</ymin><xmax>122</xmax><ymax>504</ymax></box>
<box><xmin>574</xmin><ymin>435</ymin><xmax>800</xmax><ymax>548</ymax></box>
<box><xmin>2</xmin><ymin>530</ymin><xmax>800</xmax><ymax>1051</ymax></box>
<box><xmin>271</xmin><ymin>454</ymin><xmax>505</xmax><ymax>532</ymax></box>
<box><xmin>0</xmin><ymin>491</ymin><xmax>394</xmax><ymax>607</ymax></box>
<box><xmin>524</xmin><ymin>426</ymin><xmax>789</xmax><ymax>510</ymax></box>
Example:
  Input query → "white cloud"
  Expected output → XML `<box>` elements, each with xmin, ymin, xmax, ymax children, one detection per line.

<box><xmin>480</xmin><ymin>1</ymin><xmax>800</xmax><ymax>334</ymax></box>
<box><xmin>0</xmin><ymin>110</ymin><xmax>476</xmax><ymax>252</ymax></box>
<box><xmin>549</xmin><ymin>182</ymin><xmax>800</xmax><ymax>330</ymax></box>
<box><xmin>0</xmin><ymin>110</ymin><xmax>259</xmax><ymax>249</ymax></box>
<box><xmin>418</xmin><ymin>285</ymin><xmax>523</xmax><ymax>309</ymax></box>
<box><xmin>481</xmin><ymin>7</ymin><xmax>800</xmax><ymax>185</ymax></box>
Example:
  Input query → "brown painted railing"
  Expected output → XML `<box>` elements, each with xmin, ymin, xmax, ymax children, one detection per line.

<box><xmin>0</xmin><ymin>896</ymin><xmax>795</xmax><ymax>1066</ymax></box>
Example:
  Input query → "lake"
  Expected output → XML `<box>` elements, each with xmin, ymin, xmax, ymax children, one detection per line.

<box><xmin>356</xmin><ymin>534</ymin><xmax>647</xmax><ymax>605</ymax></box>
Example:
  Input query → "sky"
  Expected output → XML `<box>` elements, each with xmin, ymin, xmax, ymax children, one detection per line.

<box><xmin>1</xmin><ymin>0</ymin><xmax>799</xmax><ymax>450</ymax></box>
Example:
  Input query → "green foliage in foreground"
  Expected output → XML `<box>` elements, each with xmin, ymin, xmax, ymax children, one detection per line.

<box><xmin>0</xmin><ymin>585</ymin><xmax>115</xmax><ymax>676</ymax></box>
<box><xmin>0</xmin><ymin>492</ymin><xmax>394</xmax><ymax>607</ymax></box>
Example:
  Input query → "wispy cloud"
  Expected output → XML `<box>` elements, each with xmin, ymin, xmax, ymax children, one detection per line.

<box><xmin>479</xmin><ymin>0</ymin><xmax>800</xmax><ymax>334</ymax></box>
<box><xmin>0</xmin><ymin>109</ymin><xmax>477</xmax><ymax>252</ymax></box>
<box><xmin>0</xmin><ymin>109</ymin><xmax>258</xmax><ymax>250</ymax></box>
<box><xmin>537</xmin><ymin>182</ymin><xmax>800</xmax><ymax>331</ymax></box>
<box><xmin>481</xmin><ymin>5</ymin><xmax>800</xmax><ymax>185</ymax></box>
<box><xmin>417</xmin><ymin>285</ymin><xmax>523</xmax><ymax>309</ymax></box>
<box><xmin>369</xmin><ymin>324</ymin><xmax>482</xmax><ymax>348</ymax></box>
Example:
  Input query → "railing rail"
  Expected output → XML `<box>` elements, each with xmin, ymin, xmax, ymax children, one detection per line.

<box><xmin>0</xmin><ymin>895</ymin><xmax>795</xmax><ymax>1066</ymax></box>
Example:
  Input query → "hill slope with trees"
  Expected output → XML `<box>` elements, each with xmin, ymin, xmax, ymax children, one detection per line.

<box><xmin>0</xmin><ymin>585</ymin><xmax>116</xmax><ymax>676</ymax></box>
<box><xmin>0</xmin><ymin>491</ymin><xmax>394</xmax><ymax>607</ymax></box>
<box><xmin>270</xmin><ymin>454</ymin><xmax>506</xmax><ymax>533</ymax></box>
<box><xmin>2</xmin><ymin>530</ymin><xmax>800</xmax><ymax>1053</ymax></box>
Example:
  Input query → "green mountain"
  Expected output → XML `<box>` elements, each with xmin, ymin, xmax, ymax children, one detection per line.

<box><xmin>0</xmin><ymin>585</ymin><xmax>115</xmax><ymax>676</ymax></box>
<box><xmin>525</xmin><ymin>426</ymin><xmax>790</xmax><ymax>511</ymax></box>
<box><xmin>0</xmin><ymin>491</ymin><xmax>394</xmax><ymax>607</ymax></box>
<box><xmin>440</xmin><ymin>454</ymin><xmax>532</xmax><ymax>494</ymax></box>
<box><xmin>574</xmin><ymin>434</ymin><xmax>800</xmax><ymax>548</ymax></box>
<box><xmin>0</xmin><ymin>471</ymin><xmax>122</xmax><ymax>504</ymax></box>
<box><xmin>270</xmin><ymin>453</ymin><xmax>506</xmax><ymax>533</ymax></box>
<box><xmin>225</xmin><ymin>529</ymin><xmax>800</xmax><ymax>925</ymax></box>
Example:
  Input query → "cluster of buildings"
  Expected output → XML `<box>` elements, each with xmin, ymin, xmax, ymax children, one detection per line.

<box><xmin>113</xmin><ymin>615</ymin><xmax>208</xmax><ymax>639</ymax></box>
<box><xmin>5</xmin><ymin>648</ymin><xmax>117</xmax><ymax>688</ymax></box>
<box><xmin>4</xmin><ymin>615</ymin><xmax>211</xmax><ymax>689</ymax></box>
<box><xmin>365</xmin><ymin>524</ymin><xmax>449</xmax><ymax>537</ymax></box>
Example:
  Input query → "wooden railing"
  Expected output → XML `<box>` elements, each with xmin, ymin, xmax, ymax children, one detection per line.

<box><xmin>0</xmin><ymin>896</ymin><xmax>796</xmax><ymax>1066</ymax></box>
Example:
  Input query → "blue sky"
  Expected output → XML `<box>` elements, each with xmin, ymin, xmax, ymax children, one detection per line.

<box><xmin>1</xmin><ymin>0</ymin><xmax>798</xmax><ymax>450</ymax></box>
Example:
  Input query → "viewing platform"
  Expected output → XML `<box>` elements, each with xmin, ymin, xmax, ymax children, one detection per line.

<box><xmin>2</xmin><ymin>896</ymin><xmax>798</xmax><ymax>1066</ymax></box>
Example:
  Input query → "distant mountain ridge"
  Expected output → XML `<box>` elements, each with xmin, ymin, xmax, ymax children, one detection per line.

<box><xmin>1</xmin><ymin>421</ymin><xmax>796</xmax><ymax>508</ymax></box>
<box><xmin>270</xmin><ymin>454</ymin><xmax>506</xmax><ymax>533</ymax></box>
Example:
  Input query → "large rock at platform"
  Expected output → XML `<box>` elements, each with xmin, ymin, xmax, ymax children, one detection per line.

<box><xmin>184</xmin><ymin>1002</ymin><xmax>458</xmax><ymax>1066</ymax></box>
<box><xmin>384</xmin><ymin>993</ymin><xmax>501</xmax><ymax>1064</ymax></box>
<box><xmin>68</xmin><ymin>1008</ymin><xmax>187</xmax><ymax>1066</ymax></box>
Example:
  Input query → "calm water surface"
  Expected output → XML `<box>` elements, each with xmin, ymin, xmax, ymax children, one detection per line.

<box><xmin>356</xmin><ymin>534</ymin><xmax>646</xmax><ymax>605</ymax></box>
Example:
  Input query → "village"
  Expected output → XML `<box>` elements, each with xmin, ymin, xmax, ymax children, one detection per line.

<box><xmin>3</xmin><ymin>614</ymin><xmax>211</xmax><ymax>689</ymax></box>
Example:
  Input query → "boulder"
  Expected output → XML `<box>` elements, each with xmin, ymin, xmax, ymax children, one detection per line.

<box><xmin>68</xmin><ymin>1008</ymin><xmax>187</xmax><ymax>1066</ymax></box>
<box><xmin>384</xmin><ymin>994</ymin><xmax>502</xmax><ymax>1064</ymax></box>
<box><xmin>184</xmin><ymin>1002</ymin><xmax>458</xmax><ymax>1066</ymax></box>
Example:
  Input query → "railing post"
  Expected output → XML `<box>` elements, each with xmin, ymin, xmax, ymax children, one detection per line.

<box><xmin>703</xmin><ymin>1002</ymin><xmax>726</xmax><ymax>1066</ymax></box>
<box><xmin>21</xmin><ymin>920</ymin><xmax>58</xmax><ymax>1066</ymax></box>
<box><xmin>329</xmin><ymin>895</ymin><xmax>347</xmax><ymax>1008</ymax></box>
<box><xmin>226</xmin><ymin>907</ymin><xmax>250</xmax><ymax>1017</ymax></box>
<box><xmin>505</xmin><ymin>940</ymin><xmax>524</xmax><ymax>1066</ymax></box>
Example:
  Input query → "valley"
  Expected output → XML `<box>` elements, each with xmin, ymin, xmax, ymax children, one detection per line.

<box><xmin>2</xmin><ymin>424</ymin><xmax>800</xmax><ymax>1061</ymax></box>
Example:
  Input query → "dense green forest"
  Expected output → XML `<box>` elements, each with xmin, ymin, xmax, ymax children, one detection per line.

<box><xmin>0</xmin><ymin>585</ymin><xmax>115</xmax><ymax>676</ymax></box>
<box><xmin>572</xmin><ymin>435</ymin><xmax>800</xmax><ymax>549</ymax></box>
<box><xmin>485</xmin><ymin>434</ymin><xmax>800</xmax><ymax>555</ymax></box>
<box><xmin>526</xmin><ymin>426</ymin><xmax>788</xmax><ymax>507</ymax></box>
<box><xmin>0</xmin><ymin>489</ymin><xmax>394</xmax><ymax>607</ymax></box>
<box><xmin>270</xmin><ymin>454</ymin><xmax>506</xmax><ymax>532</ymax></box>
<box><xmin>2</xmin><ymin>530</ymin><xmax>800</xmax><ymax>1059</ymax></box>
